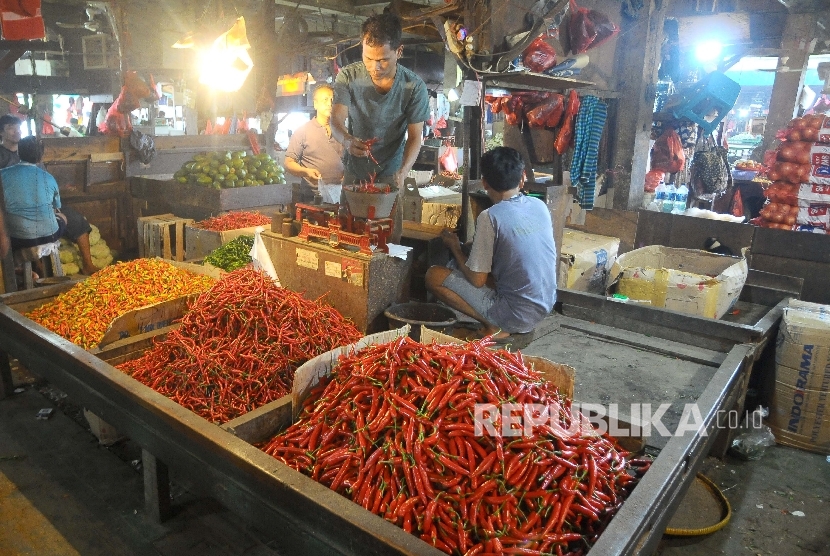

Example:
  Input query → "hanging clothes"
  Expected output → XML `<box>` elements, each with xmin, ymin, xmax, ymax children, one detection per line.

<box><xmin>570</xmin><ymin>95</ymin><xmax>607</xmax><ymax>209</ymax></box>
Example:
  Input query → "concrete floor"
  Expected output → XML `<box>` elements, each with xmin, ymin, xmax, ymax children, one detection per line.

<box><xmin>1</xmin><ymin>322</ymin><xmax>829</xmax><ymax>555</ymax></box>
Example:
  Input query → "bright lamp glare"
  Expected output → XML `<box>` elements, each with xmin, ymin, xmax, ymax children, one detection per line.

<box><xmin>738</xmin><ymin>108</ymin><xmax>750</xmax><ymax>118</ymax></box>
<box><xmin>695</xmin><ymin>40</ymin><xmax>722</xmax><ymax>63</ymax></box>
<box><xmin>447</xmin><ymin>88</ymin><xmax>460</xmax><ymax>102</ymax></box>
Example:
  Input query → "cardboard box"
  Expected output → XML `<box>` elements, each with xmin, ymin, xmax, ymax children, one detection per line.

<box><xmin>607</xmin><ymin>246</ymin><xmax>748</xmax><ymax>319</ymax></box>
<box><xmin>421</xmin><ymin>202</ymin><xmax>462</xmax><ymax>228</ymax></box>
<box><xmin>184</xmin><ymin>224</ymin><xmax>260</xmax><ymax>260</ymax></box>
<box><xmin>767</xmin><ymin>300</ymin><xmax>830</xmax><ymax>454</ymax></box>
<box><xmin>559</xmin><ymin>229</ymin><xmax>620</xmax><ymax>294</ymax></box>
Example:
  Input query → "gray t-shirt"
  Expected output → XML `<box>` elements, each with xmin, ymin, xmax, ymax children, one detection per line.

<box><xmin>285</xmin><ymin>119</ymin><xmax>344</xmax><ymax>184</ymax></box>
<box><xmin>468</xmin><ymin>194</ymin><xmax>557</xmax><ymax>333</ymax></box>
<box><xmin>334</xmin><ymin>62</ymin><xmax>430</xmax><ymax>180</ymax></box>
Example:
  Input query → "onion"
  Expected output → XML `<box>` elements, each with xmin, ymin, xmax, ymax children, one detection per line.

<box><xmin>797</xmin><ymin>164</ymin><xmax>812</xmax><ymax>183</ymax></box>
<box><xmin>778</xmin><ymin>161</ymin><xmax>795</xmax><ymax>176</ymax></box>
<box><xmin>802</xmin><ymin>128</ymin><xmax>819</xmax><ymax>142</ymax></box>
<box><xmin>790</xmin><ymin>117</ymin><xmax>807</xmax><ymax>130</ymax></box>
<box><xmin>789</xmin><ymin>129</ymin><xmax>802</xmax><ymax>142</ymax></box>
<box><xmin>778</xmin><ymin>144</ymin><xmax>797</xmax><ymax>162</ymax></box>
<box><xmin>768</xmin><ymin>170</ymin><xmax>781</xmax><ymax>181</ymax></box>
<box><xmin>785</xmin><ymin>214</ymin><xmax>797</xmax><ymax>225</ymax></box>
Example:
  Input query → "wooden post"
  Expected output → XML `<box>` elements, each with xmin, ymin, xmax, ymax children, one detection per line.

<box><xmin>0</xmin><ymin>351</ymin><xmax>14</xmax><ymax>400</ymax></box>
<box><xmin>610</xmin><ymin>0</ymin><xmax>671</xmax><ymax>211</ymax></box>
<box><xmin>142</xmin><ymin>448</ymin><xmax>172</xmax><ymax>522</ymax></box>
<box><xmin>761</xmin><ymin>14</ymin><xmax>817</xmax><ymax>155</ymax></box>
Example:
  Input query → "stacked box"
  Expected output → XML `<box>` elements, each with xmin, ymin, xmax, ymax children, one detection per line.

<box><xmin>768</xmin><ymin>300</ymin><xmax>830</xmax><ymax>454</ymax></box>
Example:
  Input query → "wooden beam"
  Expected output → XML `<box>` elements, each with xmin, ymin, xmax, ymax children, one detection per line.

<box><xmin>761</xmin><ymin>13</ymin><xmax>816</xmax><ymax>154</ymax></box>
<box><xmin>273</xmin><ymin>0</ymin><xmax>360</xmax><ymax>18</ymax></box>
<box><xmin>610</xmin><ymin>0</ymin><xmax>671</xmax><ymax>211</ymax></box>
<box><xmin>0</xmin><ymin>48</ymin><xmax>25</xmax><ymax>73</ymax></box>
<box><xmin>0</xmin><ymin>40</ymin><xmax>62</xmax><ymax>51</ymax></box>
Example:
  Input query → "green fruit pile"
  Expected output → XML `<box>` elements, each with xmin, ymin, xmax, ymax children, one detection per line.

<box><xmin>173</xmin><ymin>151</ymin><xmax>286</xmax><ymax>189</ymax></box>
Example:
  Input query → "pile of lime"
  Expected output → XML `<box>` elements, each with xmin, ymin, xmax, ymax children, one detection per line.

<box><xmin>173</xmin><ymin>151</ymin><xmax>286</xmax><ymax>189</ymax></box>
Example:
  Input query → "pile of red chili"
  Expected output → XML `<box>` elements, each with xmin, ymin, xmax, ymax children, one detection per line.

<box><xmin>263</xmin><ymin>337</ymin><xmax>640</xmax><ymax>555</ymax></box>
<box><xmin>26</xmin><ymin>259</ymin><xmax>215</xmax><ymax>349</ymax></box>
<box><xmin>118</xmin><ymin>268</ymin><xmax>361</xmax><ymax>424</ymax></box>
<box><xmin>195</xmin><ymin>211</ymin><xmax>272</xmax><ymax>231</ymax></box>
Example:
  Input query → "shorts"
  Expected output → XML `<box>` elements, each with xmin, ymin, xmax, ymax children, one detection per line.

<box><xmin>441</xmin><ymin>269</ymin><xmax>498</xmax><ymax>324</ymax></box>
<box><xmin>9</xmin><ymin>206</ymin><xmax>92</xmax><ymax>250</ymax></box>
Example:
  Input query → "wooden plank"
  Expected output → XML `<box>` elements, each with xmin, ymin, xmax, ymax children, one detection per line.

<box><xmin>402</xmin><ymin>220</ymin><xmax>444</xmax><ymax>240</ymax></box>
<box><xmin>142</xmin><ymin>449</ymin><xmax>173</xmax><ymax>523</ymax></box>
<box><xmin>555</xmin><ymin>314</ymin><xmax>728</xmax><ymax>367</ymax></box>
<box><xmin>92</xmin><ymin>325</ymin><xmax>175</xmax><ymax>360</ymax></box>
<box><xmin>565</xmin><ymin>208</ymin><xmax>639</xmax><ymax>254</ymax></box>
<box><xmin>90</xmin><ymin>152</ymin><xmax>124</xmax><ymax>163</ymax></box>
<box><xmin>42</xmin><ymin>136</ymin><xmax>120</xmax><ymax>161</ymax></box>
<box><xmin>162</xmin><ymin>223</ymin><xmax>172</xmax><ymax>260</ymax></box>
<box><xmin>222</xmin><ymin>394</ymin><xmax>293</xmax><ymax>445</ymax></box>
<box><xmin>0</xmin><ymin>350</ymin><xmax>13</xmax><ymax>400</ymax></box>
<box><xmin>633</xmin><ymin>209</ymin><xmax>673</xmax><ymax>249</ymax></box>
<box><xmin>668</xmin><ymin>214</ymin><xmax>755</xmax><ymax>254</ymax></box>
<box><xmin>175</xmin><ymin>222</ymin><xmax>185</xmax><ymax>262</ymax></box>
<box><xmin>750</xmin><ymin>253</ymin><xmax>830</xmax><ymax>305</ymax></box>
<box><xmin>751</xmin><ymin>226</ymin><xmax>830</xmax><ymax>264</ymax></box>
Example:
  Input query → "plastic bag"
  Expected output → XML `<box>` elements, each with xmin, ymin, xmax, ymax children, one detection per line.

<box><xmin>250</xmin><ymin>227</ymin><xmax>279</xmax><ymax>283</ymax></box>
<box><xmin>439</xmin><ymin>144</ymin><xmax>458</xmax><ymax>173</ymax></box>
<box><xmin>554</xmin><ymin>90</ymin><xmax>581</xmax><ymax>154</ymax></box>
<box><xmin>730</xmin><ymin>407</ymin><xmax>775</xmax><ymax>461</ymax></box>
<box><xmin>129</xmin><ymin>130</ymin><xmax>156</xmax><ymax>164</ymax></box>
<box><xmin>526</xmin><ymin>94</ymin><xmax>565</xmax><ymax>128</ymax></box>
<box><xmin>644</xmin><ymin>169</ymin><xmax>664</xmax><ymax>193</ymax></box>
<box><xmin>568</xmin><ymin>0</ymin><xmax>620</xmax><ymax>54</ymax></box>
<box><xmin>650</xmin><ymin>129</ymin><xmax>685</xmax><ymax>173</ymax></box>
<box><xmin>98</xmin><ymin>94</ymin><xmax>132</xmax><ymax>138</ymax></box>
<box><xmin>522</xmin><ymin>36</ymin><xmax>557</xmax><ymax>73</ymax></box>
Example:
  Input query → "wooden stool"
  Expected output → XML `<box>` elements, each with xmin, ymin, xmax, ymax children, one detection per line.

<box><xmin>137</xmin><ymin>214</ymin><xmax>193</xmax><ymax>261</ymax></box>
<box><xmin>14</xmin><ymin>244</ymin><xmax>64</xmax><ymax>290</ymax></box>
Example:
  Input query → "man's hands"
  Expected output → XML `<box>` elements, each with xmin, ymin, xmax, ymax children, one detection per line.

<box><xmin>440</xmin><ymin>228</ymin><xmax>462</xmax><ymax>254</ymax></box>
<box><xmin>304</xmin><ymin>168</ymin><xmax>322</xmax><ymax>182</ymax></box>
<box><xmin>345</xmin><ymin>136</ymin><xmax>371</xmax><ymax>158</ymax></box>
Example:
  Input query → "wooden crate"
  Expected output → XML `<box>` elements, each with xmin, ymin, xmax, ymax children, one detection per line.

<box><xmin>137</xmin><ymin>214</ymin><xmax>194</xmax><ymax>261</ymax></box>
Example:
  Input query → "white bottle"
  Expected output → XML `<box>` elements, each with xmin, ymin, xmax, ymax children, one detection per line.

<box><xmin>662</xmin><ymin>183</ymin><xmax>677</xmax><ymax>213</ymax></box>
<box><xmin>652</xmin><ymin>183</ymin><xmax>667</xmax><ymax>212</ymax></box>
<box><xmin>673</xmin><ymin>185</ymin><xmax>689</xmax><ymax>214</ymax></box>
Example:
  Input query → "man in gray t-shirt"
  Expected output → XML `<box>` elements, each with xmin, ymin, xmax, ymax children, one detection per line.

<box><xmin>331</xmin><ymin>13</ymin><xmax>430</xmax><ymax>241</ymax></box>
<box><xmin>285</xmin><ymin>85</ymin><xmax>344</xmax><ymax>203</ymax></box>
<box><xmin>426</xmin><ymin>147</ymin><xmax>557</xmax><ymax>341</ymax></box>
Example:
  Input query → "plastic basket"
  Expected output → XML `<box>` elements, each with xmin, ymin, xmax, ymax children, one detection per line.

<box><xmin>343</xmin><ymin>187</ymin><xmax>398</xmax><ymax>219</ymax></box>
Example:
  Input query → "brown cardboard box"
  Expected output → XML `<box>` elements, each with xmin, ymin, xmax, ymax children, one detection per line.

<box><xmin>768</xmin><ymin>300</ymin><xmax>830</xmax><ymax>454</ymax></box>
<box><xmin>559</xmin><ymin>229</ymin><xmax>620</xmax><ymax>294</ymax></box>
<box><xmin>184</xmin><ymin>225</ymin><xmax>261</xmax><ymax>260</ymax></box>
<box><xmin>607</xmin><ymin>246</ymin><xmax>748</xmax><ymax>319</ymax></box>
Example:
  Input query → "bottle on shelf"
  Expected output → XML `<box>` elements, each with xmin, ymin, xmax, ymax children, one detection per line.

<box><xmin>673</xmin><ymin>185</ymin><xmax>689</xmax><ymax>214</ymax></box>
<box><xmin>662</xmin><ymin>183</ymin><xmax>677</xmax><ymax>213</ymax></box>
<box><xmin>650</xmin><ymin>181</ymin><xmax>667</xmax><ymax>212</ymax></box>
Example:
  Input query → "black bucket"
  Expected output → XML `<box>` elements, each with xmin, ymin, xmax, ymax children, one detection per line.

<box><xmin>384</xmin><ymin>302</ymin><xmax>457</xmax><ymax>342</ymax></box>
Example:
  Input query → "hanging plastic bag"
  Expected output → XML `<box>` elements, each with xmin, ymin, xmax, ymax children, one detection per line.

<box><xmin>41</xmin><ymin>113</ymin><xmax>55</xmax><ymax>136</ymax></box>
<box><xmin>98</xmin><ymin>93</ymin><xmax>132</xmax><ymax>138</ymax></box>
<box><xmin>526</xmin><ymin>94</ymin><xmax>565</xmax><ymax>128</ymax></box>
<box><xmin>129</xmin><ymin>130</ymin><xmax>156</xmax><ymax>164</ymax></box>
<box><xmin>554</xmin><ymin>90</ymin><xmax>581</xmax><ymax>154</ymax></box>
<box><xmin>650</xmin><ymin>129</ymin><xmax>685</xmax><ymax>173</ymax></box>
<box><xmin>250</xmin><ymin>227</ymin><xmax>279</xmax><ymax>283</ymax></box>
<box><xmin>644</xmin><ymin>169</ymin><xmax>664</xmax><ymax>193</ymax></box>
<box><xmin>568</xmin><ymin>0</ymin><xmax>619</xmax><ymax>54</ymax></box>
<box><xmin>439</xmin><ymin>143</ymin><xmax>458</xmax><ymax>172</ymax></box>
<box><xmin>522</xmin><ymin>35</ymin><xmax>558</xmax><ymax>73</ymax></box>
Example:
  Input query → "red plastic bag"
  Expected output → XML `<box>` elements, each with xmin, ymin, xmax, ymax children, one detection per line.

<box><xmin>554</xmin><ymin>91</ymin><xmax>580</xmax><ymax>154</ymax></box>
<box><xmin>522</xmin><ymin>36</ymin><xmax>557</xmax><ymax>73</ymax></box>
<box><xmin>41</xmin><ymin>113</ymin><xmax>54</xmax><ymax>135</ymax></box>
<box><xmin>439</xmin><ymin>144</ymin><xmax>458</xmax><ymax>173</ymax></box>
<box><xmin>0</xmin><ymin>0</ymin><xmax>45</xmax><ymax>40</ymax></box>
<box><xmin>644</xmin><ymin>169</ymin><xmax>664</xmax><ymax>193</ymax></box>
<box><xmin>98</xmin><ymin>98</ymin><xmax>132</xmax><ymax>138</ymax></box>
<box><xmin>526</xmin><ymin>94</ymin><xmax>565</xmax><ymax>128</ymax></box>
<box><xmin>650</xmin><ymin>129</ymin><xmax>685</xmax><ymax>173</ymax></box>
<box><xmin>568</xmin><ymin>0</ymin><xmax>619</xmax><ymax>54</ymax></box>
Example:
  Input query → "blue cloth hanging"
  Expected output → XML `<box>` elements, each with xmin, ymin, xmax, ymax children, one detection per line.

<box><xmin>570</xmin><ymin>95</ymin><xmax>607</xmax><ymax>209</ymax></box>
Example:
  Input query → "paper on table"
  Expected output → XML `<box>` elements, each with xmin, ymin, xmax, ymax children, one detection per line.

<box><xmin>419</xmin><ymin>185</ymin><xmax>458</xmax><ymax>199</ymax></box>
<box><xmin>386</xmin><ymin>243</ymin><xmax>413</xmax><ymax>260</ymax></box>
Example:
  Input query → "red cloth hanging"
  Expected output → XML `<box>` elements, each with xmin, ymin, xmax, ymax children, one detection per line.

<box><xmin>0</xmin><ymin>0</ymin><xmax>45</xmax><ymax>40</ymax></box>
